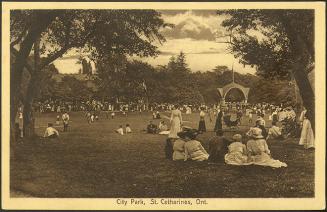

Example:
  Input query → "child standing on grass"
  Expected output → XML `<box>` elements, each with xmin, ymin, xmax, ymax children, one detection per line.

<box><xmin>86</xmin><ymin>112</ymin><xmax>91</xmax><ymax>124</ymax></box>
<box><xmin>56</xmin><ymin>115</ymin><xmax>60</xmax><ymax>125</ymax></box>
<box><xmin>111</xmin><ymin>112</ymin><xmax>115</xmax><ymax>119</ymax></box>
<box><xmin>62</xmin><ymin>112</ymin><xmax>70</xmax><ymax>132</ymax></box>
<box><xmin>125</xmin><ymin>124</ymin><xmax>132</xmax><ymax>134</ymax></box>
<box><xmin>90</xmin><ymin>113</ymin><xmax>95</xmax><ymax>123</ymax></box>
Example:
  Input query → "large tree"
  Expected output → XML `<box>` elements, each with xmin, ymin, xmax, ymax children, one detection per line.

<box><xmin>10</xmin><ymin>9</ymin><xmax>170</xmax><ymax>139</ymax></box>
<box><xmin>217</xmin><ymin>9</ymin><xmax>315</xmax><ymax>132</ymax></box>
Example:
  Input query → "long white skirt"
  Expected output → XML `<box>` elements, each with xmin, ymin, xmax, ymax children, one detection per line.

<box><xmin>299</xmin><ymin>119</ymin><xmax>314</xmax><ymax>149</ymax></box>
<box><xmin>225</xmin><ymin>152</ymin><xmax>253</xmax><ymax>166</ymax></box>
<box><xmin>250</xmin><ymin>153</ymin><xmax>287</xmax><ymax>168</ymax></box>
<box><xmin>159</xmin><ymin>130</ymin><xmax>170</xmax><ymax>135</ymax></box>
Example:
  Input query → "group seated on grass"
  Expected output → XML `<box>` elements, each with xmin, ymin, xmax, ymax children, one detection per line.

<box><xmin>165</xmin><ymin>127</ymin><xmax>287</xmax><ymax>168</ymax></box>
<box><xmin>115</xmin><ymin>124</ymin><xmax>132</xmax><ymax>135</ymax></box>
<box><xmin>144</xmin><ymin>120</ymin><xmax>170</xmax><ymax>135</ymax></box>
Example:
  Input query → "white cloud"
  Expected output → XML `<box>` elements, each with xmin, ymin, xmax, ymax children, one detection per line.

<box><xmin>140</xmin><ymin>39</ymin><xmax>256</xmax><ymax>74</ymax></box>
<box><xmin>143</xmin><ymin>51</ymin><xmax>256</xmax><ymax>74</ymax></box>
<box><xmin>53</xmin><ymin>38</ymin><xmax>256</xmax><ymax>75</ymax></box>
<box><xmin>159</xmin><ymin>38</ymin><xmax>226</xmax><ymax>54</ymax></box>
<box><xmin>52</xmin><ymin>10</ymin><xmax>256</xmax><ymax>75</ymax></box>
<box><xmin>161</xmin><ymin>10</ymin><xmax>227</xmax><ymax>40</ymax></box>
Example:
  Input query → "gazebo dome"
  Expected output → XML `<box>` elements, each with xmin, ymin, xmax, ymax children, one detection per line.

<box><xmin>217</xmin><ymin>82</ymin><xmax>250</xmax><ymax>104</ymax></box>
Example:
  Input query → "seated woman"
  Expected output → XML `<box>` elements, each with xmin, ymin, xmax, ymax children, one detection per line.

<box><xmin>246</xmin><ymin>128</ymin><xmax>287</xmax><ymax>168</ymax></box>
<box><xmin>44</xmin><ymin>123</ymin><xmax>59</xmax><ymax>139</ymax></box>
<box><xmin>172</xmin><ymin>131</ymin><xmax>187</xmax><ymax>161</ymax></box>
<box><xmin>183</xmin><ymin>129</ymin><xmax>209</xmax><ymax>161</ymax></box>
<box><xmin>255</xmin><ymin>117</ymin><xmax>268</xmax><ymax>139</ymax></box>
<box><xmin>156</xmin><ymin>111</ymin><xmax>161</xmax><ymax>119</ymax></box>
<box><xmin>147</xmin><ymin>121</ymin><xmax>158</xmax><ymax>134</ymax></box>
<box><xmin>208</xmin><ymin>130</ymin><xmax>230</xmax><ymax>163</ymax></box>
<box><xmin>225</xmin><ymin>134</ymin><xmax>252</xmax><ymax>166</ymax></box>
<box><xmin>158</xmin><ymin>121</ymin><xmax>170</xmax><ymax>135</ymax></box>
<box><xmin>267</xmin><ymin>121</ymin><xmax>283</xmax><ymax>140</ymax></box>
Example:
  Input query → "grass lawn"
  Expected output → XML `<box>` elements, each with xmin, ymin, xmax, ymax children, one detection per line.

<box><xmin>10</xmin><ymin>111</ymin><xmax>314</xmax><ymax>198</ymax></box>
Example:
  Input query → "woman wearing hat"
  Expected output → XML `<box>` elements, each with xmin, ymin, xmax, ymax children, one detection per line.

<box><xmin>172</xmin><ymin>131</ymin><xmax>189</xmax><ymax>161</ymax></box>
<box><xmin>225</xmin><ymin>134</ymin><xmax>252</xmax><ymax>166</ymax></box>
<box><xmin>246</xmin><ymin>128</ymin><xmax>287</xmax><ymax>168</ymax></box>
<box><xmin>198</xmin><ymin>107</ymin><xmax>206</xmax><ymax>134</ymax></box>
<box><xmin>183</xmin><ymin>129</ymin><xmax>209</xmax><ymax>161</ymax></box>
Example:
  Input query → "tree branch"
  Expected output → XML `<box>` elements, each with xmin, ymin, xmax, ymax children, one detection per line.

<box><xmin>39</xmin><ymin>19</ymin><xmax>97</xmax><ymax>70</ymax></box>
<box><xmin>11</xmin><ymin>46</ymin><xmax>35</xmax><ymax>74</ymax></box>
<box><xmin>39</xmin><ymin>21</ymin><xmax>72</xmax><ymax>69</ymax></box>
<box><xmin>10</xmin><ymin>25</ymin><xmax>29</xmax><ymax>48</ymax></box>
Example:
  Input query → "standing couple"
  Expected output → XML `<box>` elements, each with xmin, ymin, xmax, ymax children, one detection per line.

<box><xmin>197</xmin><ymin>106</ymin><xmax>224</xmax><ymax>134</ymax></box>
<box><xmin>168</xmin><ymin>105</ymin><xmax>224</xmax><ymax>139</ymax></box>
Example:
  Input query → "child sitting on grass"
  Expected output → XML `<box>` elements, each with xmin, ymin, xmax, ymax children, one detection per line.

<box><xmin>44</xmin><ymin>123</ymin><xmax>59</xmax><ymax>139</ymax></box>
<box><xmin>116</xmin><ymin>125</ymin><xmax>124</xmax><ymax>135</ymax></box>
<box><xmin>125</xmin><ymin>124</ymin><xmax>132</xmax><ymax>134</ymax></box>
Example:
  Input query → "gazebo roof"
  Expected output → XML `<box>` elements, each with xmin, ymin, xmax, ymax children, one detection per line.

<box><xmin>217</xmin><ymin>82</ymin><xmax>250</xmax><ymax>99</ymax></box>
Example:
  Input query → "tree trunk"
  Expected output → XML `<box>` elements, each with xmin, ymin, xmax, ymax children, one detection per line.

<box><xmin>23</xmin><ymin>38</ymin><xmax>40</xmax><ymax>137</ymax></box>
<box><xmin>11</xmin><ymin>12</ymin><xmax>59</xmax><ymax>141</ymax></box>
<box><xmin>282</xmin><ymin>15</ymin><xmax>315</xmax><ymax>135</ymax></box>
<box><xmin>292</xmin><ymin>63</ymin><xmax>315</xmax><ymax>135</ymax></box>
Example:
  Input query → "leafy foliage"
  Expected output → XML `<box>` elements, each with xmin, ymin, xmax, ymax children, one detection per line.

<box><xmin>217</xmin><ymin>9</ymin><xmax>314</xmax><ymax>80</ymax></box>
<box><xmin>38</xmin><ymin>55</ymin><xmax>297</xmax><ymax>107</ymax></box>
<box><xmin>216</xmin><ymin>9</ymin><xmax>315</xmax><ymax>132</ymax></box>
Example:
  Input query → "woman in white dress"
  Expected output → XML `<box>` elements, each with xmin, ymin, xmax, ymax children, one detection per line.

<box><xmin>168</xmin><ymin>105</ymin><xmax>183</xmax><ymax>139</ymax></box>
<box><xmin>225</xmin><ymin>134</ymin><xmax>252</xmax><ymax>166</ymax></box>
<box><xmin>246</xmin><ymin>127</ymin><xmax>287</xmax><ymax>168</ymax></box>
<box><xmin>299</xmin><ymin>110</ymin><xmax>314</xmax><ymax>149</ymax></box>
<box><xmin>183</xmin><ymin>129</ymin><xmax>209</xmax><ymax>161</ymax></box>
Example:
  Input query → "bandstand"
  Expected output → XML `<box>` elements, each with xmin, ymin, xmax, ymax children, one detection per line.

<box><xmin>217</xmin><ymin>65</ymin><xmax>250</xmax><ymax>106</ymax></box>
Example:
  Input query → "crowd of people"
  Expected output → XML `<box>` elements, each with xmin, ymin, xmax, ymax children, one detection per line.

<box><xmin>162</xmin><ymin>102</ymin><xmax>314</xmax><ymax>168</ymax></box>
<box><xmin>24</xmin><ymin>98</ymin><xmax>314</xmax><ymax>168</ymax></box>
<box><xmin>165</xmin><ymin>126</ymin><xmax>288</xmax><ymax>168</ymax></box>
<box><xmin>32</xmin><ymin>99</ymin><xmax>208</xmax><ymax>114</ymax></box>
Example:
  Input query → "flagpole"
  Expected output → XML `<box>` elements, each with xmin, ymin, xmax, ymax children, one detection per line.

<box><xmin>232</xmin><ymin>62</ymin><xmax>234</xmax><ymax>83</ymax></box>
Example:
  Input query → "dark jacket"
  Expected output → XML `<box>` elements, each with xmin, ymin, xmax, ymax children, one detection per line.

<box><xmin>208</xmin><ymin>135</ymin><xmax>230</xmax><ymax>162</ymax></box>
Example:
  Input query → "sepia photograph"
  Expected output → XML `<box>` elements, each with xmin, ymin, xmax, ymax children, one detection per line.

<box><xmin>1</xmin><ymin>1</ymin><xmax>325</xmax><ymax>210</ymax></box>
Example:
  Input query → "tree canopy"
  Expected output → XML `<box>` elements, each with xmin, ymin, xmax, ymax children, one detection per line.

<box><xmin>10</xmin><ymin>9</ymin><xmax>172</xmax><ymax>138</ymax></box>
<box><xmin>217</xmin><ymin>9</ymin><xmax>315</xmax><ymax>132</ymax></box>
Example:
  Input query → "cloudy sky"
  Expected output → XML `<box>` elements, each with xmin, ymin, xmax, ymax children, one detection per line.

<box><xmin>53</xmin><ymin>10</ymin><xmax>257</xmax><ymax>74</ymax></box>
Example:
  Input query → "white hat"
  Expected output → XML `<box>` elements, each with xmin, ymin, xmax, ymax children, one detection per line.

<box><xmin>248</xmin><ymin>127</ymin><xmax>264</xmax><ymax>139</ymax></box>
<box><xmin>232</xmin><ymin>134</ymin><xmax>242</xmax><ymax>142</ymax></box>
